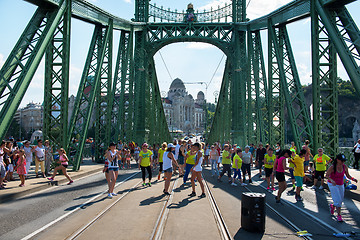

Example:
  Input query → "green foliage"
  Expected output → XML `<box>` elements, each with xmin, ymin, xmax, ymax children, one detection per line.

<box><xmin>337</xmin><ymin>78</ymin><xmax>359</xmax><ymax>99</ymax></box>
<box><xmin>5</xmin><ymin>119</ymin><xmax>26</xmax><ymax>140</ymax></box>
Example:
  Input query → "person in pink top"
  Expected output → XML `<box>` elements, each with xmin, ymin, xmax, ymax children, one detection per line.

<box><xmin>48</xmin><ymin>148</ymin><xmax>73</xmax><ymax>185</ymax></box>
<box><xmin>273</xmin><ymin>150</ymin><xmax>291</xmax><ymax>203</ymax></box>
<box><xmin>15</xmin><ymin>149</ymin><xmax>27</xmax><ymax>187</ymax></box>
<box><xmin>326</xmin><ymin>154</ymin><xmax>357</xmax><ymax>222</ymax></box>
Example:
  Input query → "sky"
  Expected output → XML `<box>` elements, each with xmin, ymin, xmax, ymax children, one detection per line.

<box><xmin>0</xmin><ymin>0</ymin><xmax>359</xmax><ymax>106</ymax></box>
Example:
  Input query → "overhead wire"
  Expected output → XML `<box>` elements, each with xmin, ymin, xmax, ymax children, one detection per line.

<box><xmin>207</xmin><ymin>54</ymin><xmax>225</xmax><ymax>88</ymax></box>
<box><xmin>158</xmin><ymin>50</ymin><xmax>173</xmax><ymax>81</ymax></box>
<box><xmin>246</xmin><ymin>0</ymin><xmax>252</xmax><ymax>9</ymax></box>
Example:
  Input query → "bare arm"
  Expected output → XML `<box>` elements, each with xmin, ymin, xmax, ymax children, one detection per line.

<box><xmin>344</xmin><ymin>165</ymin><xmax>358</xmax><ymax>183</ymax></box>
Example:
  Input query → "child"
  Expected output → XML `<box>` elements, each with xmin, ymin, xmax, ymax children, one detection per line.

<box><xmin>125</xmin><ymin>148</ymin><xmax>131</xmax><ymax>169</ymax></box>
<box><xmin>15</xmin><ymin>149</ymin><xmax>27</xmax><ymax>187</ymax></box>
<box><xmin>231</xmin><ymin>148</ymin><xmax>246</xmax><ymax>186</ymax></box>
<box><xmin>289</xmin><ymin>149</ymin><xmax>306</xmax><ymax>201</ymax></box>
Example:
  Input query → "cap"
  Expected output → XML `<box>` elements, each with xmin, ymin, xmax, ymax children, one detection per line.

<box><xmin>336</xmin><ymin>154</ymin><xmax>347</xmax><ymax>161</ymax></box>
<box><xmin>245</xmin><ymin>145</ymin><xmax>250</xmax><ymax>149</ymax></box>
<box><xmin>167</xmin><ymin>143</ymin><xmax>175</xmax><ymax>148</ymax></box>
<box><xmin>142</xmin><ymin>143</ymin><xmax>148</xmax><ymax>148</ymax></box>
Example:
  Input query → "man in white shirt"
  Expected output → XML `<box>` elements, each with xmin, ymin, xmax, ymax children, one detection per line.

<box><xmin>353</xmin><ymin>139</ymin><xmax>360</xmax><ymax>170</ymax></box>
<box><xmin>32</xmin><ymin>139</ymin><xmax>46</xmax><ymax>178</ymax></box>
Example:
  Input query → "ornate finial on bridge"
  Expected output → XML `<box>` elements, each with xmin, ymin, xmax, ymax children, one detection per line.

<box><xmin>184</xmin><ymin>3</ymin><xmax>197</xmax><ymax>23</ymax></box>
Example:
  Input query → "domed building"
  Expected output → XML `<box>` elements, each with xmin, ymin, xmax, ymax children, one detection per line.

<box><xmin>163</xmin><ymin>78</ymin><xmax>205</xmax><ymax>134</ymax></box>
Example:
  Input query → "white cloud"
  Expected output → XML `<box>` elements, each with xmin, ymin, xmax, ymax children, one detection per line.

<box><xmin>297</xmin><ymin>63</ymin><xmax>312</xmax><ymax>85</ymax></box>
<box><xmin>199</xmin><ymin>0</ymin><xmax>230</xmax><ymax>11</ymax></box>
<box><xmin>123</xmin><ymin>0</ymin><xmax>131</xmax><ymax>3</ymax></box>
<box><xmin>185</xmin><ymin>42</ymin><xmax>216</xmax><ymax>49</ymax></box>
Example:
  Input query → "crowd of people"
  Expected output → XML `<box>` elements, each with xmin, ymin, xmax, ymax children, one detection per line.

<box><xmin>1</xmin><ymin>135</ymin><xmax>359</xmax><ymax>223</ymax></box>
<box><xmin>101</xmin><ymin>138</ymin><xmax>358</xmax><ymax>222</ymax></box>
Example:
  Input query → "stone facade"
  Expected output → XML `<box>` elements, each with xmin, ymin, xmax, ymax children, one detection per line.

<box><xmin>14</xmin><ymin>102</ymin><xmax>43</xmax><ymax>135</ymax></box>
<box><xmin>163</xmin><ymin>78</ymin><xmax>205</xmax><ymax>134</ymax></box>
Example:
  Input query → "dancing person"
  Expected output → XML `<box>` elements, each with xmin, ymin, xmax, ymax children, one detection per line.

<box><xmin>264</xmin><ymin>148</ymin><xmax>276</xmax><ymax>191</ymax></box>
<box><xmin>183</xmin><ymin>146</ymin><xmax>196</xmax><ymax>185</ymax></box>
<box><xmin>44</xmin><ymin>140</ymin><xmax>53</xmax><ymax>176</ymax></box>
<box><xmin>232</xmin><ymin>148</ymin><xmax>246</xmax><ymax>186</ymax></box>
<box><xmin>241</xmin><ymin>146</ymin><xmax>253</xmax><ymax>183</ymax></box>
<box><xmin>289</xmin><ymin>149</ymin><xmax>297</xmax><ymax>191</ymax></box>
<box><xmin>188</xmin><ymin>143</ymin><xmax>206</xmax><ymax>198</ymax></box>
<box><xmin>178</xmin><ymin>141</ymin><xmax>186</xmax><ymax>177</ymax></box>
<box><xmin>352</xmin><ymin>139</ymin><xmax>360</xmax><ymax>170</ymax></box>
<box><xmin>15</xmin><ymin>149</ymin><xmax>27</xmax><ymax>187</ymax></box>
<box><xmin>162</xmin><ymin>144</ymin><xmax>182</xmax><ymax>195</ymax></box>
<box><xmin>256</xmin><ymin>143</ymin><xmax>266</xmax><ymax>178</ymax></box>
<box><xmin>0</xmin><ymin>141</ymin><xmax>6</xmax><ymax>189</ymax></box>
<box><xmin>312</xmin><ymin>148</ymin><xmax>331</xmax><ymax>190</ymax></box>
<box><xmin>209</xmin><ymin>145</ymin><xmax>219</xmax><ymax>177</ymax></box>
<box><xmin>218</xmin><ymin>144</ymin><xmax>232</xmax><ymax>183</ymax></box>
<box><xmin>326</xmin><ymin>154</ymin><xmax>358</xmax><ymax>222</ymax></box>
<box><xmin>289</xmin><ymin>149</ymin><xmax>306</xmax><ymax>201</ymax></box>
<box><xmin>157</xmin><ymin>142</ymin><xmax>167</xmax><ymax>181</ymax></box>
<box><xmin>23</xmin><ymin>141</ymin><xmax>32</xmax><ymax>178</ymax></box>
<box><xmin>204</xmin><ymin>144</ymin><xmax>210</xmax><ymax>166</ymax></box>
<box><xmin>102</xmin><ymin>148</ymin><xmax>111</xmax><ymax>194</ymax></box>
<box><xmin>32</xmin><ymin>139</ymin><xmax>46</xmax><ymax>178</ymax></box>
<box><xmin>4</xmin><ymin>141</ymin><xmax>15</xmax><ymax>181</ymax></box>
<box><xmin>290</xmin><ymin>141</ymin><xmax>297</xmax><ymax>153</ymax></box>
<box><xmin>106</xmin><ymin>143</ymin><xmax>120</xmax><ymax>198</ymax></box>
<box><xmin>139</xmin><ymin>143</ymin><xmax>153</xmax><ymax>186</ymax></box>
<box><xmin>48</xmin><ymin>148</ymin><xmax>73</xmax><ymax>185</ymax></box>
<box><xmin>302</xmin><ymin>140</ymin><xmax>313</xmax><ymax>173</ymax></box>
<box><xmin>274</xmin><ymin>150</ymin><xmax>291</xmax><ymax>203</ymax></box>
<box><xmin>275</xmin><ymin>143</ymin><xmax>281</xmax><ymax>156</ymax></box>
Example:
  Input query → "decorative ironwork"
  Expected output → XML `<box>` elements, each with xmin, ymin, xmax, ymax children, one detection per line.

<box><xmin>149</xmin><ymin>3</ymin><xmax>232</xmax><ymax>23</ymax></box>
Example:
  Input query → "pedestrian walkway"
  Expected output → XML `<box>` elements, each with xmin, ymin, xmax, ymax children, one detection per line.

<box><xmin>0</xmin><ymin>158</ymin><xmax>103</xmax><ymax>203</ymax></box>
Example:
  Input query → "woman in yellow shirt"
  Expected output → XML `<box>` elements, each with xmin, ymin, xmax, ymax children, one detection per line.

<box><xmin>157</xmin><ymin>142</ymin><xmax>167</xmax><ymax>181</ymax></box>
<box><xmin>139</xmin><ymin>143</ymin><xmax>153</xmax><ymax>187</ymax></box>
<box><xmin>183</xmin><ymin>148</ymin><xmax>196</xmax><ymax>184</ymax></box>
<box><xmin>231</xmin><ymin>148</ymin><xmax>246</xmax><ymax>186</ymax></box>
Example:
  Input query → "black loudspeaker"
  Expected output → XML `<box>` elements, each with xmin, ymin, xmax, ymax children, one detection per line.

<box><xmin>241</xmin><ymin>192</ymin><xmax>266</xmax><ymax>232</ymax></box>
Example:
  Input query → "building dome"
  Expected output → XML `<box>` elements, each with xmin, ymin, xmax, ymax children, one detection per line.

<box><xmin>170</xmin><ymin>78</ymin><xmax>186</xmax><ymax>90</ymax></box>
<box><xmin>197</xmin><ymin>91</ymin><xmax>205</xmax><ymax>100</ymax></box>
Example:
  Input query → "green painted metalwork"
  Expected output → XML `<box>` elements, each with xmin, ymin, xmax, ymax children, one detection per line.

<box><xmin>135</xmin><ymin>0</ymin><xmax>149</xmax><ymax>22</ymax></box>
<box><xmin>111</xmin><ymin>30</ymin><xmax>134</xmax><ymax>142</ymax></box>
<box><xmin>0</xmin><ymin>0</ymin><xmax>67</xmax><ymax>141</ymax></box>
<box><xmin>315</xmin><ymin>1</ymin><xmax>360</xmax><ymax>95</ymax></box>
<box><xmin>95</xmin><ymin>20</ymin><xmax>113</xmax><ymax>161</ymax></box>
<box><xmin>268</xmin><ymin>22</ymin><xmax>285</xmax><ymax>147</ymax></box>
<box><xmin>311</xmin><ymin>1</ymin><xmax>339</xmax><ymax>157</ymax></box>
<box><xmin>44</xmin><ymin>0</ymin><xmax>71</xmax><ymax>150</ymax></box>
<box><xmin>67</xmin><ymin>24</ymin><xmax>111</xmax><ymax>170</ymax></box>
<box><xmin>269</xmin><ymin>24</ymin><xmax>313</xmax><ymax>150</ymax></box>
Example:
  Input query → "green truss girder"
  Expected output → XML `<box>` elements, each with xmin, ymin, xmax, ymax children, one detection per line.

<box><xmin>232</xmin><ymin>0</ymin><xmax>246</xmax><ymax>22</ymax></box>
<box><xmin>44</xmin><ymin>0</ymin><xmax>71</xmax><ymax>150</ymax></box>
<box><xmin>268</xmin><ymin>22</ymin><xmax>285</xmax><ymax>147</ymax></box>
<box><xmin>311</xmin><ymin>1</ymin><xmax>338</xmax><ymax>157</ymax></box>
<box><xmin>247</xmin><ymin>30</ymin><xmax>269</xmax><ymax>145</ymax></box>
<box><xmin>67</xmin><ymin>24</ymin><xmax>111</xmax><ymax>170</ymax></box>
<box><xmin>208</xmin><ymin>60</ymin><xmax>232</xmax><ymax>144</ymax></box>
<box><xmin>135</xmin><ymin>0</ymin><xmax>149</xmax><ymax>22</ymax></box>
<box><xmin>315</xmin><ymin>1</ymin><xmax>360</xmax><ymax>95</ymax></box>
<box><xmin>95</xmin><ymin>20</ymin><xmax>113</xmax><ymax>161</ymax></box>
<box><xmin>0</xmin><ymin>0</ymin><xmax>67</xmax><ymax>141</ymax></box>
<box><xmin>269</xmin><ymin>24</ymin><xmax>313</xmax><ymax>151</ymax></box>
<box><xmin>111</xmin><ymin>29</ymin><xmax>134</xmax><ymax>143</ymax></box>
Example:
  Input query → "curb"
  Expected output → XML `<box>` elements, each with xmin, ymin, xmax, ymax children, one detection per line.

<box><xmin>0</xmin><ymin>166</ymin><xmax>103</xmax><ymax>204</ymax></box>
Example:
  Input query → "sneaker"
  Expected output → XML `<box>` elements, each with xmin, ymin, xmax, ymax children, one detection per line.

<box><xmin>199</xmin><ymin>193</ymin><xmax>206</xmax><ymax>198</ymax></box>
<box><xmin>67</xmin><ymin>180</ymin><xmax>73</xmax><ymax>185</ymax></box>
<box><xmin>147</xmin><ymin>182</ymin><xmax>152</xmax><ymax>187</ymax></box>
<box><xmin>228</xmin><ymin>180</ymin><xmax>232</xmax><ymax>184</ymax></box>
<box><xmin>107</xmin><ymin>193</ymin><xmax>113</xmax><ymax>198</ymax></box>
<box><xmin>319</xmin><ymin>186</ymin><xmax>324</xmax><ymax>190</ymax></box>
<box><xmin>275</xmin><ymin>196</ymin><xmax>281</xmax><ymax>203</ymax></box>
<box><xmin>164</xmin><ymin>191</ymin><xmax>171</xmax><ymax>196</ymax></box>
<box><xmin>188</xmin><ymin>192</ymin><xmax>196</xmax><ymax>197</ymax></box>
<box><xmin>142</xmin><ymin>183</ymin><xmax>146</xmax><ymax>186</ymax></box>
<box><xmin>301</xmin><ymin>187</ymin><xmax>304</xmax><ymax>191</ymax></box>
<box><xmin>295</xmin><ymin>195</ymin><xmax>303</xmax><ymax>201</ymax></box>
<box><xmin>47</xmin><ymin>177</ymin><xmax>54</xmax><ymax>181</ymax></box>
<box><xmin>241</xmin><ymin>183</ymin><xmax>247</xmax><ymax>186</ymax></box>
<box><xmin>111</xmin><ymin>193</ymin><xmax>118</xmax><ymax>196</ymax></box>
<box><xmin>231</xmin><ymin>183</ymin><xmax>237</xmax><ymax>186</ymax></box>
<box><xmin>311</xmin><ymin>185</ymin><xmax>316</xmax><ymax>190</ymax></box>
<box><xmin>267</xmin><ymin>187</ymin><xmax>270</xmax><ymax>190</ymax></box>
<box><xmin>271</xmin><ymin>187</ymin><xmax>276</xmax><ymax>191</ymax></box>
<box><xmin>330</xmin><ymin>204</ymin><xmax>335</xmax><ymax>215</ymax></box>
<box><xmin>337</xmin><ymin>215</ymin><xmax>343</xmax><ymax>222</ymax></box>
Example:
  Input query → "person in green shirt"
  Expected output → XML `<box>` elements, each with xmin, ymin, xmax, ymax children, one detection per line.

<box><xmin>231</xmin><ymin>148</ymin><xmax>246</xmax><ymax>186</ymax></box>
<box><xmin>264</xmin><ymin>148</ymin><xmax>276</xmax><ymax>191</ymax></box>
<box><xmin>139</xmin><ymin>143</ymin><xmax>153</xmax><ymax>187</ymax></box>
<box><xmin>218</xmin><ymin>144</ymin><xmax>232</xmax><ymax>183</ymax></box>
<box><xmin>312</xmin><ymin>148</ymin><xmax>332</xmax><ymax>190</ymax></box>
<box><xmin>289</xmin><ymin>149</ymin><xmax>297</xmax><ymax>191</ymax></box>
<box><xmin>157</xmin><ymin>142</ymin><xmax>167</xmax><ymax>181</ymax></box>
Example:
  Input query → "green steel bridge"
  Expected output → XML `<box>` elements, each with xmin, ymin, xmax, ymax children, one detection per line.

<box><xmin>0</xmin><ymin>0</ymin><xmax>359</xmax><ymax>170</ymax></box>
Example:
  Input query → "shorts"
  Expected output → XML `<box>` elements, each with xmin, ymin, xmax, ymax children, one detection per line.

<box><xmin>289</xmin><ymin>168</ymin><xmax>295</xmax><ymax>179</ymax></box>
<box><xmin>105</xmin><ymin>168</ymin><xmax>109</xmax><ymax>173</ymax></box>
<box><xmin>8</xmin><ymin>164</ymin><xmax>14</xmax><ymax>172</ymax></box>
<box><xmin>109</xmin><ymin>167</ymin><xmax>119</xmax><ymax>171</ymax></box>
<box><xmin>265</xmin><ymin>167</ymin><xmax>273</xmax><ymax>177</ymax></box>
<box><xmin>0</xmin><ymin>163</ymin><xmax>6</xmax><ymax>178</ymax></box>
<box><xmin>258</xmin><ymin>159</ymin><xmax>264</xmax><ymax>168</ymax></box>
<box><xmin>61</xmin><ymin>164</ymin><xmax>68</xmax><ymax>169</ymax></box>
<box><xmin>241</xmin><ymin>163</ymin><xmax>251</xmax><ymax>175</ymax></box>
<box><xmin>295</xmin><ymin>176</ymin><xmax>303</xmax><ymax>187</ymax></box>
<box><xmin>304</xmin><ymin>160</ymin><xmax>310</xmax><ymax>166</ymax></box>
<box><xmin>178</xmin><ymin>155</ymin><xmax>184</xmax><ymax>165</ymax></box>
<box><xmin>314</xmin><ymin>170</ymin><xmax>325</xmax><ymax>180</ymax></box>
<box><xmin>275</xmin><ymin>171</ymin><xmax>285</xmax><ymax>182</ymax></box>
<box><xmin>164</xmin><ymin>167</ymin><xmax>172</xmax><ymax>173</ymax></box>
